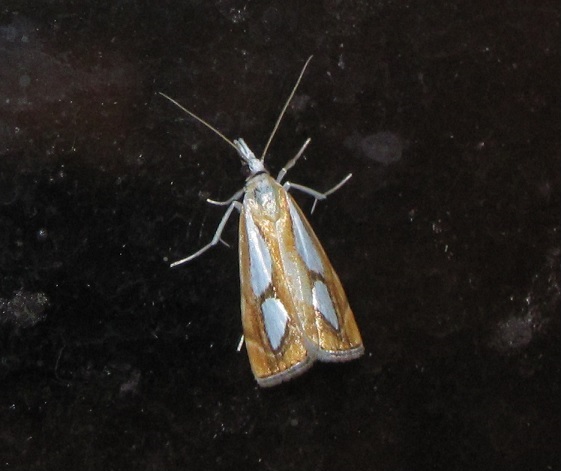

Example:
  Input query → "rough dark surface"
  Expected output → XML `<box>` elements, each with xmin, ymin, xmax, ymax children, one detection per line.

<box><xmin>0</xmin><ymin>2</ymin><xmax>559</xmax><ymax>470</ymax></box>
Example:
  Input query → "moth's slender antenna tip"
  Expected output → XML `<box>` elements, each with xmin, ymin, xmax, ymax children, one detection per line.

<box><xmin>159</xmin><ymin>91</ymin><xmax>238</xmax><ymax>151</ymax></box>
<box><xmin>260</xmin><ymin>55</ymin><xmax>315</xmax><ymax>162</ymax></box>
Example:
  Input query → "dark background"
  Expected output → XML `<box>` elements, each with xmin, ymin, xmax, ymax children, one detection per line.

<box><xmin>0</xmin><ymin>2</ymin><xmax>559</xmax><ymax>470</ymax></box>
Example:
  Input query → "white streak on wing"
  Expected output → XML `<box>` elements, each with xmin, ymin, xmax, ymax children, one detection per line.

<box><xmin>312</xmin><ymin>280</ymin><xmax>339</xmax><ymax>330</ymax></box>
<box><xmin>261</xmin><ymin>298</ymin><xmax>289</xmax><ymax>350</ymax></box>
<box><xmin>287</xmin><ymin>199</ymin><xmax>323</xmax><ymax>274</ymax></box>
<box><xmin>245</xmin><ymin>210</ymin><xmax>272</xmax><ymax>296</ymax></box>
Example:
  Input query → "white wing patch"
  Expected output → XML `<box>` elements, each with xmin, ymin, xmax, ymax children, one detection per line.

<box><xmin>245</xmin><ymin>210</ymin><xmax>272</xmax><ymax>296</ymax></box>
<box><xmin>287</xmin><ymin>199</ymin><xmax>323</xmax><ymax>274</ymax></box>
<box><xmin>312</xmin><ymin>280</ymin><xmax>339</xmax><ymax>330</ymax></box>
<box><xmin>261</xmin><ymin>298</ymin><xmax>289</xmax><ymax>350</ymax></box>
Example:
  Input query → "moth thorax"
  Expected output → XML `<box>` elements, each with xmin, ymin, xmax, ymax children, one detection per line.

<box><xmin>253</xmin><ymin>178</ymin><xmax>279</xmax><ymax>219</ymax></box>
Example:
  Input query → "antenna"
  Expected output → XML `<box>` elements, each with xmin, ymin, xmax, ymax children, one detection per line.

<box><xmin>260</xmin><ymin>55</ymin><xmax>314</xmax><ymax>161</ymax></box>
<box><xmin>159</xmin><ymin>92</ymin><xmax>238</xmax><ymax>152</ymax></box>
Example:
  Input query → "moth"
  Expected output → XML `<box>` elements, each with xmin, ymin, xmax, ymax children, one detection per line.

<box><xmin>161</xmin><ymin>56</ymin><xmax>364</xmax><ymax>387</ymax></box>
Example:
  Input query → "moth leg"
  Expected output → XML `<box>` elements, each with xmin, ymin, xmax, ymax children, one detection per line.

<box><xmin>170</xmin><ymin>201</ymin><xmax>242</xmax><ymax>267</ymax></box>
<box><xmin>236</xmin><ymin>334</ymin><xmax>245</xmax><ymax>352</ymax></box>
<box><xmin>276</xmin><ymin>138</ymin><xmax>312</xmax><ymax>183</ymax></box>
<box><xmin>283</xmin><ymin>173</ymin><xmax>352</xmax><ymax>213</ymax></box>
<box><xmin>207</xmin><ymin>188</ymin><xmax>244</xmax><ymax>206</ymax></box>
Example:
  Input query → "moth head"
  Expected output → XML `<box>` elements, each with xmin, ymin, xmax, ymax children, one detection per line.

<box><xmin>234</xmin><ymin>138</ymin><xmax>265</xmax><ymax>177</ymax></box>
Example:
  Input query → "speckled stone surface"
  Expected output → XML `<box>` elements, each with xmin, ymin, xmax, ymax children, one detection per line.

<box><xmin>0</xmin><ymin>2</ymin><xmax>559</xmax><ymax>470</ymax></box>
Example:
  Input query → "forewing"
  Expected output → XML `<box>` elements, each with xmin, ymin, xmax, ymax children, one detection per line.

<box><xmin>239</xmin><ymin>202</ymin><xmax>312</xmax><ymax>387</ymax></box>
<box><xmin>285</xmin><ymin>194</ymin><xmax>364</xmax><ymax>361</ymax></box>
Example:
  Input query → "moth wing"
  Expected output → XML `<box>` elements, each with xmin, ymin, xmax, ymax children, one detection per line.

<box><xmin>285</xmin><ymin>194</ymin><xmax>364</xmax><ymax>361</ymax></box>
<box><xmin>239</xmin><ymin>203</ymin><xmax>312</xmax><ymax>387</ymax></box>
